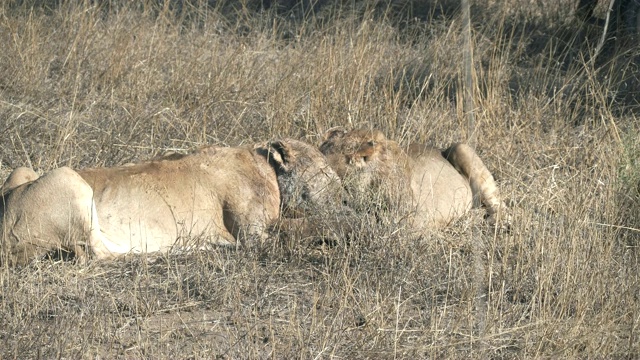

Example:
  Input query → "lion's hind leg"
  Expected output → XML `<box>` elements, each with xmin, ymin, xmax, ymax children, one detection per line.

<box><xmin>442</xmin><ymin>144</ymin><xmax>508</xmax><ymax>226</ymax></box>
<box><xmin>1</xmin><ymin>167</ymin><xmax>101</xmax><ymax>265</ymax></box>
<box><xmin>1</xmin><ymin>167</ymin><xmax>39</xmax><ymax>194</ymax></box>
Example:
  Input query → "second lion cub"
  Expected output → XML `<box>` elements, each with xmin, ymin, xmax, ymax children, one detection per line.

<box><xmin>320</xmin><ymin>128</ymin><xmax>508</xmax><ymax>229</ymax></box>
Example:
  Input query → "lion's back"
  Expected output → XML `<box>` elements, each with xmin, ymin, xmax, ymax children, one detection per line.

<box><xmin>407</xmin><ymin>144</ymin><xmax>473</xmax><ymax>228</ymax></box>
<box><xmin>75</xmin><ymin>145</ymin><xmax>281</xmax><ymax>250</ymax></box>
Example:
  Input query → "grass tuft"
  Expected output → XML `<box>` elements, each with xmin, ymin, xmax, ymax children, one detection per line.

<box><xmin>1</xmin><ymin>0</ymin><xmax>639</xmax><ymax>358</ymax></box>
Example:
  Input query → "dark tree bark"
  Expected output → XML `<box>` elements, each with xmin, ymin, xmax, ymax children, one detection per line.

<box><xmin>576</xmin><ymin>0</ymin><xmax>640</xmax><ymax>34</ymax></box>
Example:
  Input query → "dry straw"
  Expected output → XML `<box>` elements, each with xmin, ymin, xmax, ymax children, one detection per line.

<box><xmin>0</xmin><ymin>0</ymin><xmax>639</xmax><ymax>358</ymax></box>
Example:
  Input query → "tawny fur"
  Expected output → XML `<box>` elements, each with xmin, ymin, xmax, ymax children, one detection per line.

<box><xmin>0</xmin><ymin>167</ymin><xmax>38</xmax><ymax>194</ymax></box>
<box><xmin>1</xmin><ymin>139</ymin><xmax>343</xmax><ymax>266</ymax></box>
<box><xmin>320</xmin><ymin>128</ymin><xmax>508</xmax><ymax>229</ymax></box>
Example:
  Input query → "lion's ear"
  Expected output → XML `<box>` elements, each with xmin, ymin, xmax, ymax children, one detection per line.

<box><xmin>266</xmin><ymin>140</ymin><xmax>295</xmax><ymax>173</ymax></box>
<box><xmin>322</xmin><ymin>127</ymin><xmax>346</xmax><ymax>143</ymax></box>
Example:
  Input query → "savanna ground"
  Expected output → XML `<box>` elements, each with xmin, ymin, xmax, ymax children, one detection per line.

<box><xmin>1</xmin><ymin>0</ymin><xmax>640</xmax><ymax>358</ymax></box>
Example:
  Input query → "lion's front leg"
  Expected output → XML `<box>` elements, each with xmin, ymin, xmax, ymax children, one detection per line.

<box><xmin>271</xmin><ymin>209</ymin><xmax>362</xmax><ymax>248</ymax></box>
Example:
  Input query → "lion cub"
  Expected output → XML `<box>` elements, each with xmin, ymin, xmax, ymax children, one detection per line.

<box><xmin>320</xmin><ymin>128</ymin><xmax>508</xmax><ymax>230</ymax></box>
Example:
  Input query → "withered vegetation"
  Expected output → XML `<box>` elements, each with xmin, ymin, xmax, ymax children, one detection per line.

<box><xmin>1</xmin><ymin>0</ymin><xmax>639</xmax><ymax>358</ymax></box>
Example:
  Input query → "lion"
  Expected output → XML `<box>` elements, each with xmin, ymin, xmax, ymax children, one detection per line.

<box><xmin>0</xmin><ymin>167</ymin><xmax>38</xmax><ymax>194</ymax></box>
<box><xmin>1</xmin><ymin>139</ymin><xmax>346</xmax><ymax>266</ymax></box>
<box><xmin>319</xmin><ymin>128</ymin><xmax>508</xmax><ymax>230</ymax></box>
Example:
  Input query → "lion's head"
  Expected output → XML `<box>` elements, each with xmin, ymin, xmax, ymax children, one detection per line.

<box><xmin>319</xmin><ymin>128</ymin><xmax>412</xmax><ymax>214</ymax></box>
<box><xmin>259</xmin><ymin>139</ymin><xmax>345</xmax><ymax>219</ymax></box>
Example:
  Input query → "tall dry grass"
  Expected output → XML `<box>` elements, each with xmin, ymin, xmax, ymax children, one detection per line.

<box><xmin>1</xmin><ymin>0</ymin><xmax>639</xmax><ymax>358</ymax></box>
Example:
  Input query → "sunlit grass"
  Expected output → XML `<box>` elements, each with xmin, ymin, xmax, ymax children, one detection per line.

<box><xmin>1</xmin><ymin>0</ymin><xmax>639</xmax><ymax>358</ymax></box>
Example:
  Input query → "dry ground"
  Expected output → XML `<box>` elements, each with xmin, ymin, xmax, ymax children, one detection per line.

<box><xmin>1</xmin><ymin>0</ymin><xmax>639</xmax><ymax>358</ymax></box>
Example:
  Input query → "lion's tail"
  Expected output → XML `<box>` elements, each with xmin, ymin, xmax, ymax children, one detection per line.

<box><xmin>442</xmin><ymin>143</ymin><xmax>507</xmax><ymax>224</ymax></box>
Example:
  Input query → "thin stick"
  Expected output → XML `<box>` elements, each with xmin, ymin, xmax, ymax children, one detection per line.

<box><xmin>461</xmin><ymin>0</ymin><xmax>485</xmax><ymax>353</ymax></box>
<box><xmin>462</xmin><ymin>0</ymin><xmax>476</xmax><ymax>147</ymax></box>
<box><xmin>592</xmin><ymin>0</ymin><xmax>617</xmax><ymax>64</ymax></box>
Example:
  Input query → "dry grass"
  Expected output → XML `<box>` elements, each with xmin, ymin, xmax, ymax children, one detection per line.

<box><xmin>1</xmin><ymin>0</ymin><xmax>639</xmax><ymax>358</ymax></box>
